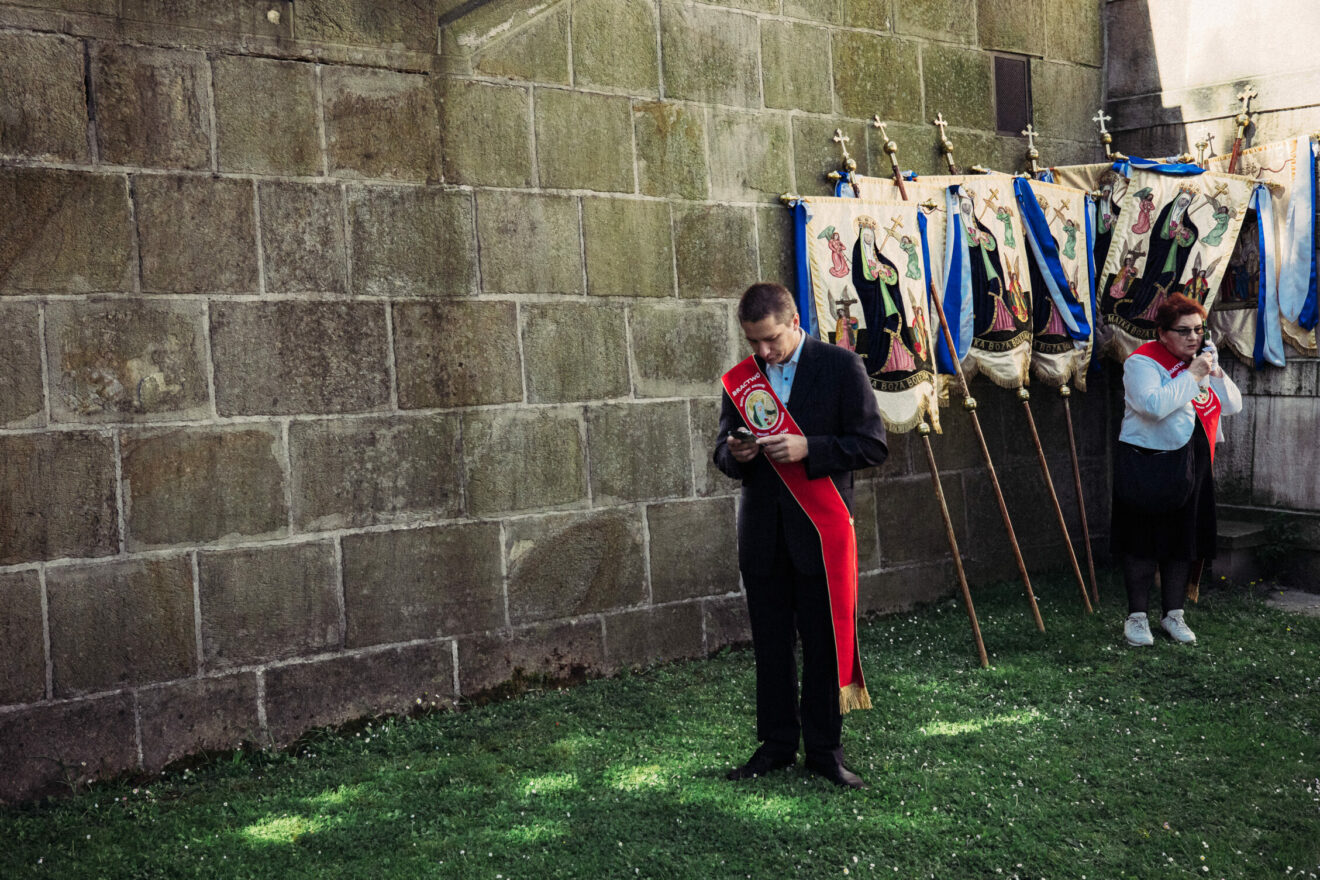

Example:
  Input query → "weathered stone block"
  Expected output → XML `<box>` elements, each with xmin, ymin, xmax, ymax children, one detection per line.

<box><xmin>784</xmin><ymin>0</ymin><xmax>843</xmax><ymax>23</ymax></box>
<box><xmin>854</xmin><ymin>482</ymin><xmax>880</xmax><ymax>573</ymax></box>
<box><xmin>290</xmin><ymin>414</ymin><xmax>462</xmax><ymax>529</ymax></box>
<box><xmin>342</xmin><ymin>522</ymin><xmax>503</xmax><ymax>645</ymax></box>
<box><xmin>793</xmin><ymin>117</ymin><xmax>868</xmax><ymax>197</ymax></box>
<box><xmin>977</xmin><ymin>0</ymin><xmax>1046</xmax><ymax>56</ymax></box>
<box><xmin>604</xmin><ymin>602</ymin><xmax>704</xmax><ymax>671</ymax></box>
<box><xmin>348</xmin><ymin>185</ymin><xmax>477</xmax><ymax>296</ymax></box>
<box><xmin>709</xmin><ymin>109</ymin><xmax>793</xmax><ymax>203</ymax></box>
<box><xmin>721</xmin><ymin>0</ymin><xmax>778</xmax><ymax>11</ymax></box>
<box><xmin>135</xmin><ymin>175</ymin><xmax>257</xmax><ymax>294</ymax></box>
<box><xmin>0</xmin><ymin>695</ymin><xmax>136</xmax><ymax>805</ymax></box>
<box><xmin>894</xmin><ymin>0</ymin><xmax>974</xmax><ymax>42</ymax></box>
<box><xmin>844</xmin><ymin>0</ymin><xmax>890</xmax><ymax>28</ymax></box>
<box><xmin>690</xmin><ymin>398</ymin><xmax>738</xmax><ymax>499</ymax></box>
<box><xmin>119</xmin><ymin>0</ymin><xmax>241</xmax><ymax>33</ymax></box>
<box><xmin>660</xmin><ymin>3</ymin><xmax>760</xmax><ymax>108</ymax></box>
<box><xmin>0</xmin><ymin>303</ymin><xmax>44</xmax><ymax>428</ymax></box>
<box><xmin>473</xmin><ymin>6</ymin><xmax>570</xmax><ymax>84</ymax></box>
<box><xmin>923</xmin><ymin>44</ymin><xmax>994</xmax><ymax>132</ymax></box>
<box><xmin>1032</xmin><ymin>61</ymin><xmax>1103</xmax><ymax>142</ymax></box>
<box><xmin>324</xmin><ymin>67</ymin><xmax>439</xmax><ymax>181</ymax></box>
<box><xmin>0</xmin><ymin>432</ymin><xmax>117</xmax><ymax>565</ymax></box>
<box><xmin>9</xmin><ymin>0</ymin><xmax>116</xmax><ymax>13</ymax></box>
<box><xmin>648</xmin><ymin>497</ymin><xmax>738</xmax><ymax>602</ymax></box>
<box><xmin>858</xmin><ymin>561</ymin><xmax>952</xmax><ymax>616</ymax></box>
<box><xmin>456</xmin><ymin>619</ymin><xmax>605</xmax><ymax>697</ymax></box>
<box><xmin>213</xmin><ymin>56</ymin><xmax>320</xmax><ymax>176</ymax></box>
<box><xmin>631</xmin><ymin>302</ymin><xmax>734</xmax><ymax>398</ymax></box>
<box><xmin>634</xmin><ymin>101</ymin><xmax>708</xmax><ymax>200</ymax></box>
<box><xmin>703</xmin><ymin>594</ymin><xmax>751</xmax><ymax>650</ymax></box>
<box><xmin>1252</xmin><ymin>397</ymin><xmax>1320</xmax><ymax>510</ymax></box>
<box><xmin>476</xmin><ymin>190</ymin><xmax>581</xmax><ymax>294</ymax></box>
<box><xmin>674</xmin><ymin>203</ymin><xmax>758</xmax><ymax>299</ymax></box>
<box><xmin>440</xmin><ymin>79</ymin><xmax>533</xmax><ymax>187</ymax></box>
<box><xmin>506</xmin><ymin>509</ymin><xmax>645</xmax><ymax>624</ymax></box>
<box><xmin>463</xmin><ymin>408</ymin><xmax>587</xmax><ymax>514</ymax></box>
<box><xmin>876</xmin><ymin>473</ymin><xmax>966</xmax><ymax>567</ymax></box>
<box><xmin>210</xmin><ymin>300</ymin><xmax>389</xmax><ymax>416</ymax></box>
<box><xmin>534</xmin><ymin>89</ymin><xmax>635</xmax><ymax>193</ymax></box>
<box><xmin>762</xmin><ymin>21</ymin><xmax>833</xmax><ymax>113</ymax></box>
<box><xmin>0</xmin><ymin>33</ymin><xmax>89</xmax><ymax>163</ymax></box>
<box><xmin>0</xmin><ymin>570</ymin><xmax>44</xmax><ymax>705</ymax></box>
<box><xmin>44</xmin><ymin>298</ymin><xmax>210</xmax><ymax>423</ymax></box>
<box><xmin>296</xmin><ymin>0</ymin><xmax>440</xmax><ymax>52</ymax></box>
<box><xmin>832</xmin><ymin>31</ymin><xmax>923</xmax><ymax>123</ymax></box>
<box><xmin>0</xmin><ymin>168</ymin><xmax>134</xmax><ymax>294</ymax></box>
<box><xmin>393</xmin><ymin>300</ymin><xmax>523</xmax><ymax>408</ymax></box>
<box><xmin>122</xmin><ymin>427</ymin><xmax>286</xmax><ymax>549</ymax></box>
<box><xmin>92</xmin><ymin>43</ymin><xmax>210</xmax><ymax>170</ymax></box>
<box><xmin>1102</xmin><ymin>0</ymin><xmax>1162</xmax><ymax>100</ymax></box>
<box><xmin>1046</xmin><ymin>0</ymin><xmax>1102</xmax><ymax>67</ymax></box>
<box><xmin>522</xmin><ymin>302</ymin><xmax>630</xmax><ymax>403</ymax></box>
<box><xmin>757</xmin><ymin>204</ymin><xmax>796</xmax><ymax>289</ymax></box>
<box><xmin>138</xmin><ymin>673</ymin><xmax>263</xmax><ymax>771</ymax></box>
<box><xmin>47</xmin><ymin>556</ymin><xmax>195</xmax><ymax>696</ymax></box>
<box><xmin>583</xmin><ymin>197</ymin><xmax>674</xmax><ymax>296</ymax></box>
<box><xmin>1214</xmin><ymin>393</ymin><xmax>1255</xmax><ymax>505</ymax></box>
<box><xmin>264</xmin><ymin>642</ymin><xmax>457</xmax><ymax>745</ymax></box>
<box><xmin>258</xmin><ymin>181</ymin><xmax>348</xmax><ymax>294</ymax></box>
<box><xmin>197</xmin><ymin>542</ymin><xmax>341</xmax><ymax>669</ymax></box>
<box><xmin>587</xmin><ymin>401</ymin><xmax>692</xmax><ymax>503</ymax></box>
<box><xmin>572</xmin><ymin>0</ymin><xmax>659</xmax><ymax>94</ymax></box>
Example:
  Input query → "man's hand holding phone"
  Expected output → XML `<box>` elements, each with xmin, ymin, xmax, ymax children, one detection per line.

<box><xmin>728</xmin><ymin>426</ymin><xmax>760</xmax><ymax>462</ymax></box>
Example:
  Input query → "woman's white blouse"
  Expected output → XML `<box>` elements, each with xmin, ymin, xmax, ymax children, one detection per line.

<box><xmin>1118</xmin><ymin>352</ymin><xmax>1243</xmax><ymax>450</ymax></box>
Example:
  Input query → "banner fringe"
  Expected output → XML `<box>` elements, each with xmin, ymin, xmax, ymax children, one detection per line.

<box><xmin>839</xmin><ymin>683</ymin><xmax>872</xmax><ymax>714</ymax></box>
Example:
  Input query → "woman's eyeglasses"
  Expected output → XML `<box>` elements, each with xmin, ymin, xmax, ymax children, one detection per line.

<box><xmin>1168</xmin><ymin>325</ymin><xmax>1206</xmax><ymax>337</ymax></box>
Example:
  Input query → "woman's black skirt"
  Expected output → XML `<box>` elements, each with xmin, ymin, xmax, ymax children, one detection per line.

<box><xmin>1110</xmin><ymin>420</ymin><xmax>1216</xmax><ymax>561</ymax></box>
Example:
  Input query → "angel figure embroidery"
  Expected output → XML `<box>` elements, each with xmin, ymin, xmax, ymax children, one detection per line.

<box><xmin>1130</xmin><ymin>187</ymin><xmax>1156</xmax><ymax>234</ymax></box>
<box><xmin>820</xmin><ymin>226</ymin><xmax>850</xmax><ymax>277</ymax></box>
<box><xmin>1182</xmin><ymin>252</ymin><xmax>1223</xmax><ymax>303</ymax></box>
<box><xmin>1199</xmin><ymin>195</ymin><xmax>1235</xmax><ymax>248</ymax></box>
<box><xmin>898</xmin><ymin>235</ymin><xmax>922</xmax><ymax>279</ymax></box>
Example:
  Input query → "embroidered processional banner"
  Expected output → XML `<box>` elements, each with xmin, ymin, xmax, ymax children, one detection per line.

<box><xmin>793</xmin><ymin>195</ymin><xmax>941</xmax><ymax>432</ymax></box>
<box><xmin>1048</xmin><ymin>162</ymin><xmax>1129</xmax><ymax>285</ymax></box>
<box><xmin>915</xmin><ymin>174</ymin><xmax>1034</xmax><ymax>388</ymax></box>
<box><xmin>1014</xmin><ymin>177</ymin><xmax>1095</xmax><ymax>389</ymax></box>
<box><xmin>839</xmin><ymin>174</ymin><xmax>972</xmax><ymax>379</ymax></box>
<box><xmin>1097</xmin><ymin>168</ymin><xmax>1258</xmax><ymax>359</ymax></box>
<box><xmin>1207</xmin><ymin>136</ymin><xmax>1318</xmax><ymax>361</ymax></box>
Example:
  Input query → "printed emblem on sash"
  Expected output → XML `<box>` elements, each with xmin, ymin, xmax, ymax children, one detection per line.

<box><xmin>1194</xmin><ymin>388</ymin><xmax>1210</xmax><ymax>405</ymax></box>
<box><xmin>744</xmin><ymin>389</ymin><xmax>782</xmax><ymax>431</ymax></box>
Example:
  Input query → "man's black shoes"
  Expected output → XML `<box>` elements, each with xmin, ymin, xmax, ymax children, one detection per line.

<box><xmin>726</xmin><ymin>748</ymin><xmax>796</xmax><ymax>780</ymax></box>
<box><xmin>804</xmin><ymin>759</ymin><xmax>867</xmax><ymax>790</ymax></box>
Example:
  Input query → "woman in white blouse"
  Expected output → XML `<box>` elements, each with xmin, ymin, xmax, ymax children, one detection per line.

<box><xmin>1112</xmin><ymin>293</ymin><xmax>1243</xmax><ymax>646</ymax></box>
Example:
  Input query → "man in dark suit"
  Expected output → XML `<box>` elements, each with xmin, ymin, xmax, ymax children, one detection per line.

<box><xmin>714</xmin><ymin>282</ymin><xmax>888</xmax><ymax>789</ymax></box>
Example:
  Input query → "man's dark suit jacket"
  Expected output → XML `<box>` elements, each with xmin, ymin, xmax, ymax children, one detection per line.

<box><xmin>714</xmin><ymin>334</ymin><xmax>889</xmax><ymax>577</ymax></box>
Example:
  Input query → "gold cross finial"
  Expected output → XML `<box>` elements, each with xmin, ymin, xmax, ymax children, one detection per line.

<box><xmin>1092</xmin><ymin>109</ymin><xmax>1111</xmax><ymax>135</ymax></box>
<box><xmin>1021</xmin><ymin>124</ymin><xmax>1038</xmax><ymax>152</ymax></box>
<box><xmin>1237</xmin><ymin>86</ymin><xmax>1258</xmax><ymax>115</ymax></box>
<box><xmin>933</xmin><ymin>113</ymin><xmax>958</xmax><ymax>172</ymax></box>
<box><xmin>832</xmin><ymin>128</ymin><xmax>857</xmax><ymax>173</ymax></box>
<box><xmin>933</xmin><ymin>112</ymin><xmax>949</xmax><ymax>139</ymax></box>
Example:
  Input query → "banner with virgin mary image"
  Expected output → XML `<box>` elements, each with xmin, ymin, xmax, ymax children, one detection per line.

<box><xmin>792</xmin><ymin>195</ymin><xmax>941</xmax><ymax>433</ymax></box>
<box><xmin>1207</xmin><ymin>136</ymin><xmax>1318</xmax><ymax>361</ymax></box>
<box><xmin>1097</xmin><ymin>167</ymin><xmax>1259</xmax><ymax>359</ymax></box>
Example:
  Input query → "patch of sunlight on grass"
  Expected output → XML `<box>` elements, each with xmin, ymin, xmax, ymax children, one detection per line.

<box><xmin>520</xmin><ymin>772</ymin><xmax>578</xmax><ymax>797</ymax></box>
<box><xmin>303</xmin><ymin>783</ymin><xmax>366</xmax><ymax>808</ymax></box>
<box><xmin>723</xmin><ymin>793</ymin><xmax>801</xmax><ymax>822</ymax></box>
<box><xmin>607</xmin><ymin>764</ymin><xmax>668</xmax><ymax>792</ymax></box>
<box><xmin>242</xmin><ymin>815</ymin><xmax>326</xmax><ymax>845</ymax></box>
<box><xmin>921</xmin><ymin>709</ymin><xmax>1044</xmax><ymax>737</ymax></box>
<box><xmin>504</xmin><ymin>820</ymin><xmax>568</xmax><ymax>843</ymax></box>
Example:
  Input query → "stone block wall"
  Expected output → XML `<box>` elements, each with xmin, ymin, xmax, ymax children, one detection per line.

<box><xmin>0</xmin><ymin>0</ymin><xmax>1107</xmax><ymax>803</ymax></box>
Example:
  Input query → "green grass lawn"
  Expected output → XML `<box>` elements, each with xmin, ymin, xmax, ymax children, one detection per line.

<box><xmin>3</xmin><ymin>573</ymin><xmax>1319</xmax><ymax>879</ymax></box>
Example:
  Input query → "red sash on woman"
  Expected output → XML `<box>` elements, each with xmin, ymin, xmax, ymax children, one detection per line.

<box><xmin>721</xmin><ymin>356</ymin><xmax>871</xmax><ymax>714</ymax></box>
<box><xmin>1132</xmin><ymin>341</ymin><xmax>1223</xmax><ymax>462</ymax></box>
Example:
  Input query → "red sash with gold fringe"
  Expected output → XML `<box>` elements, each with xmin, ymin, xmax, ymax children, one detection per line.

<box><xmin>721</xmin><ymin>356</ymin><xmax>871</xmax><ymax>713</ymax></box>
<box><xmin>1132</xmin><ymin>341</ymin><xmax>1222</xmax><ymax>462</ymax></box>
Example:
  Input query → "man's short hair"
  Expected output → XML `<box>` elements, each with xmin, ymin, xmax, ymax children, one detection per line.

<box><xmin>738</xmin><ymin>282</ymin><xmax>798</xmax><ymax>325</ymax></box>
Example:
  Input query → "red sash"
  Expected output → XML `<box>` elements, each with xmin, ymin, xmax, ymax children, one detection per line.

<box><xmin>721</xmin><ymin>356</ymin><xmax>871</xmax><ymax>714</ymax></box>
<box><xmin>1132</xmin><ymin>341</ymin><xmax>1222</xmax><ymax>462</ymax></box>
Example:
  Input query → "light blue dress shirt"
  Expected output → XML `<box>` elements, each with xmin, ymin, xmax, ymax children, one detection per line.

<box><xmin>765</xmin><ymin>330</ymin><xmax>807</xmax><ymax>404</ymax></box>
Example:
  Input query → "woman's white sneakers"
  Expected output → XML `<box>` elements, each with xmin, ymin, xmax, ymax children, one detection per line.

<box><xmin>1125</xmin><ymin>610</ymin><xmax>1197</xmax><ymax>645</ymax></box>
<box><xmin>1124</xmin><ymin>612</ymin><xmax>1155</xmax><ymax>647</ymax></box>
<box><xmin>1160</xmin><ymin>609</ymin><xmax>1197</xmax><ymax>643</ymax></box>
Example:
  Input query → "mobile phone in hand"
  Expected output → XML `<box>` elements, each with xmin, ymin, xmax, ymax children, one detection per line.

<box><xmin>730</xmin><ymin>427</ymin><xmax>755</xmax><ymax>442</ymax></box>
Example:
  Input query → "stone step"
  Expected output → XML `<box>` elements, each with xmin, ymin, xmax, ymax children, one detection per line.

<box><xmin>1217</xmin><ymin>519</ymin><xmax>1268</xmax><ymax>550</ymax></box>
